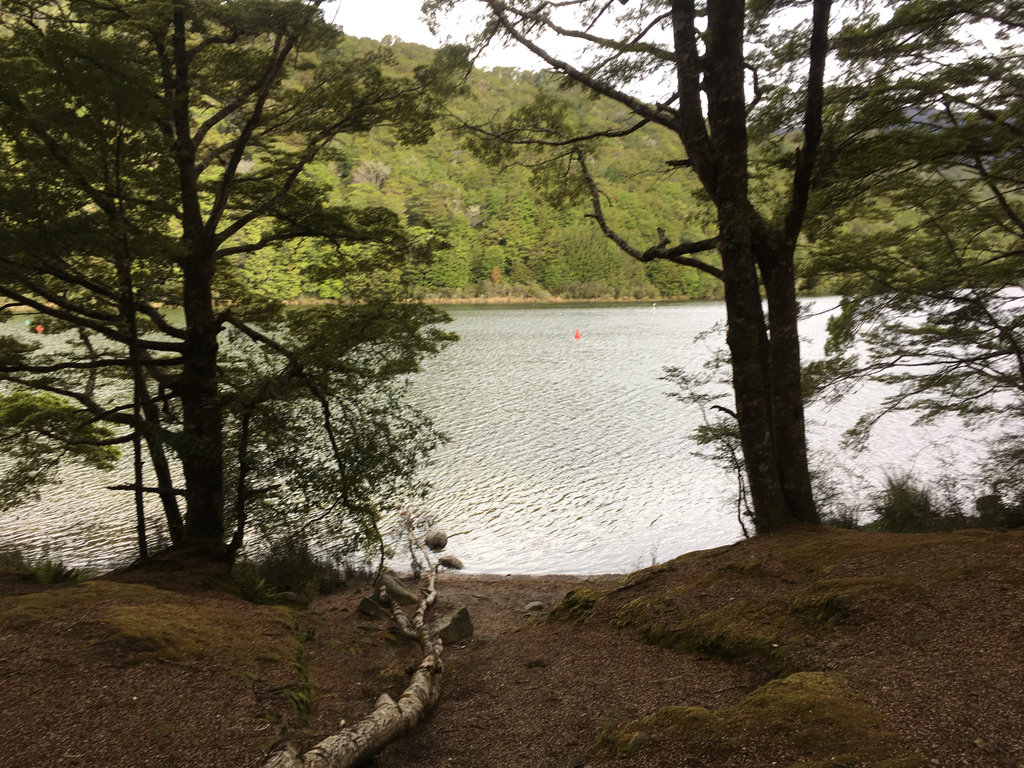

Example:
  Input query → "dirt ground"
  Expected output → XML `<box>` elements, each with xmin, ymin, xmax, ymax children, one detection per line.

<box><xmin>2</xmin><ymin>527</ymin><xmax>1023</xmax><ymax>768</ymax></box>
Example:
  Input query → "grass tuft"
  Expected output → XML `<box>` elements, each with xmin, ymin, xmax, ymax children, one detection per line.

<box><xmin>0</xmin><ymin>547</ymin><xmax>84</xmax><ymax>584</ymax></box>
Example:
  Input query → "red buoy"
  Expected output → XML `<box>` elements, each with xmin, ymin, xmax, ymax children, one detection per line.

<box><xmin>574</xmin><ymin>329</ymin><xmax>581</xmax><ymax>340</ymax></box>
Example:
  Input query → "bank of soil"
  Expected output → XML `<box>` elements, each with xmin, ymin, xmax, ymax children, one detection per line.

<box><xmin>1</xmin><ymin>526</ymin><xmax>1022</xmax><ymax>767</ymax></box>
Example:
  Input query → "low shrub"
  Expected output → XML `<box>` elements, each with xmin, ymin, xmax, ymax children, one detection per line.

<box><xmin>868</xmin><ymin>474</ymin><xmax>965</xmax><ymax>533</ymax></box>
<box><xmin>0</xmin><ymin>547</ymin><xmax>82</xmax><ymax>583</ymax></box>
<box><xmin>819</xmin><ymin>507</ymin><xmax>861</xmax><ymax>529</ymax></box>
<box><xmin>973</xmin><ymin>493</ymin><xmax>1024</xmax><ymax>530</ymax></box>
<box><xmin>233</xmin><ymin>536</ymin><xmax>344</xmax><ymax>604</ymax></box>
<box><xmin>867</xmin><ymin>473</ymin><xmax>1024</xmax><ymax>533</ymax></box>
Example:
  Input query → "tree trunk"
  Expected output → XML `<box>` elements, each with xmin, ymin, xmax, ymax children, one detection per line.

<box><xmin>142</xmin><ymin>428</ymin><xmax>185</xmax><ymax>544</ymax></box>
<box><xmin>722</xmin><ymin>245</ymin><xmax>819</xmax><ymax>532</ymax></box>
<box><xmin>759</xmin><ymin>243</ymin><xmax>818</xmax><ymax>525</ymax></box>
<box><xmin>703</xmin><ymin>0</ymin><xmax>804</xmax><ymax>534</ymax></box>
<box><xmin>178</xmin><ymin>246</ymin><xmax>225</xmax><ymax>549</ymax></box>
<box><xmin>720</xmin><ymin>238</ymin><xmax>791</xmax><ymax>533</ymax></box>
<box><xmin>167</xmin><ymin>2</ymin><xmax>226</xmax><ymax>553</ymax></box>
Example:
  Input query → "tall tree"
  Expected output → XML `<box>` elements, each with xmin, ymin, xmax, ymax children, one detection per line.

<box><xmin>0</xmin><ymin>0</ymin><xmax>467</xmax><ymax>559</ymax></box>
<box><xmin>428</xmin><ymin>0</ymin><xmax>834</xmax><ymax>531</ymax></box>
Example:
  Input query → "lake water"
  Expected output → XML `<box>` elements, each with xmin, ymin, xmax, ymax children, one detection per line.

<box><xmin>1</xmin><ymin>299</ymin><xmax>980</xmax><ymax>574</ymax></box>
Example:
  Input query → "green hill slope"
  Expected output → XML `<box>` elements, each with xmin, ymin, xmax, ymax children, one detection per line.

<box><xmin>242</xmin><ymin>37</ymin><xmax>723</xmax><ymax>303</ymax></box>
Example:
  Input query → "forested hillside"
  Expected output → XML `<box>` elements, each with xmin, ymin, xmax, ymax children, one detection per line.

<box><xmin>241</xmin><ymin>36</ymin><xmax>723</xmax><ymax>302</ymax></box>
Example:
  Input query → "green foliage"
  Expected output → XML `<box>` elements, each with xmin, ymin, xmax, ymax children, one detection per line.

<box><xmin>868</xmin><ymin>474</ymin><xmax>959</xmax><ymax>533</ymax></box>
<box><xmin>284</xmin><ymin>681</ymin><xmax>315</xmax><ymax>724</ymax></box>
<box><xmin>867</xmin><ymin>474</ymin><xmax>1024</xmax><ymax>533</ymax></box>
<box><xmin>804</xmin><ymin>0</ymin><xmax>1024</xmax><ymax>480</ymax></box>
<box><xmin>220</xmin><ymin>297</ymin><xmax>453</xmax><ymax>560</ymax></box>
<box><xmin>23</xmin><ymin>558</ymin><xmax>81</xmax><ymax>584</ymax></box>
<box><xmin>0</xmin><ymin>547</ymin><xmax>82</xmax><ymax>584</ymax></box>
<box><xmin>232</xmin><ymin>536</ymin><xmax>344</xmax><ymax>604</ymax></box>
<box><xmin>300</xmin><ymin>43</ymin><xmax>724</xmax><ymax>302</ymax></box>
<box><xmin>0</xmin><ymin>391</ymin><xmax>120</xmax><ymax>513</ymax></box>
<box><xmin>284</xmin><ymin>618</ymin><xmax>316</xmax><ymax>724</ymax></box>
<box><xmin>0</xmin><ymin>5</ymin><xmax>466</xmax><ymax>561</ymax></box>
<box><xmin>818</xmin><ymin>505</ymin><xmax>862</xmax><ymax>530</ymax></box>
<box><xmin>121</xmin><ymin>34</ymin><xmax>726</xmax><ymax>304</ymax></box>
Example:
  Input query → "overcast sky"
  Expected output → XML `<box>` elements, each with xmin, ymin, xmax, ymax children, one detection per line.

<box><xmin>326</xmin><ymin>0</ymin><xmax>548</xmax><ymax>70</ymax></box>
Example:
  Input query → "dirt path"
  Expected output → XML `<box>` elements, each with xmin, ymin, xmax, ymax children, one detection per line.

<box><xmin>295</xmin><ymin>573</ymin><xmax>755</xmax><ymax>767</ymax></box>
<box><xmin>3</xmin><ymin>528</ymin><xmax>1023</xmax><ymax>767</ymax></box>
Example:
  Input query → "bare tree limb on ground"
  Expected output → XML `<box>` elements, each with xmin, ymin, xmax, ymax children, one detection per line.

<box><xmin>263</xmin><ymin>517</ymin><xmax>451</xmax><ymax>768</ymax></box>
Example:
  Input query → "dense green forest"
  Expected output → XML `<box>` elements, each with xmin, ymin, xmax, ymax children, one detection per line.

<box><xmin>242</xmin><ymin>37</ymin><xmax>723</xmax><ymax>303</ymax></box>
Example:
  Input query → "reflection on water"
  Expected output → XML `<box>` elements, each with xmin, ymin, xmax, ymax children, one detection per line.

<box><xmin>1</xmin><ymin>300</ymin><xmax>984</xmax><ymax>574</ymax></box>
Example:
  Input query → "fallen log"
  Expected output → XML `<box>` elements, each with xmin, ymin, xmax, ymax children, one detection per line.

<box><xmin>264</xmin><ymin>655</ymin><xmax>442</xmax><ymax>768</ymax></box>
<box><xmin>263</xmin><ymin>524</ymin><xmax>450</xmax><ymax>768</ymax></box>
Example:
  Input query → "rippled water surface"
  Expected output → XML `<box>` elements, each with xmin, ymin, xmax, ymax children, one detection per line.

<box><xmin>407</xmin><ymin>302</ymin><xmax>738</xmax><ymax>574</ymax></box>
<box><xmin>2</xmin><ymin>300</ymin><xmax>982</xmax><ymax>574</ymax></box>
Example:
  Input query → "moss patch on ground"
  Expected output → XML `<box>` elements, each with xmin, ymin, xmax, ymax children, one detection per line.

<box><xmin>0</xmin><ymin>580</ymin><xmax>163</xmax><ymax>623</ymax></box>
<box><xmin>591</xmin><ymin>671</ymin><xmax>925</xmax><ymax>767</ymax></box>
<box><xmin>0</xmin><ymin>578</ymin><xmax>297</xmax><ymax>671</ymax></box>
<box><xmin>591</xmin><ymin>527</ymin><xmax>1019</xmax><ymax>665</ymax></box>
<box><xmin>548</xmin><ymin>587</ymin><xmax>603</xmax><ymax>624</ymax></box>
<box><xmin>602</xmin><ymin>579</ymin><xmax>870</xmax><ymax>667</ymax></box>
<box><xmin>578</xmin><ymin>528</ymin><xmax>1024</xmax><ymax>765</ymax></box>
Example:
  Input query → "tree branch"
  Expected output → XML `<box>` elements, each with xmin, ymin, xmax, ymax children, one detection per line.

<box><xmin>577</xmin><ymin>152</ymin><xmax>722</xmax><ymax>277</ymax></box>
<box><xmin>482</xmin><ymin>0</ymin><xmax>678</xmax><ymax>131</ymax></box>
<box><xmin>784</xmin><ymin>0</ymin><xmax>832</xmax><ymax>244</ymax></box>
<box><xmin>0</xmin><ymin>356</ymin><xmax>184</xmax><ymax>374</ymax></box>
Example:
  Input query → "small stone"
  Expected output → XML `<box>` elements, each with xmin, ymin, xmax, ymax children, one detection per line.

<box><xmin>379</xmin><ymin>572</ymin><xmax>418</xmax><ymax>605</ymax></box>
<box><xmin>438</xmin><ymin>555</ymin><xmax>464</xmax><ymax>570</ymax></box>
<box><xmin>357</xmin><ymin>596</ymin><xmax>391</xmax><ymax>619</ymax></box>
<box><xmin>424</xmin><ymin>528</ymin><xmax>448</xmax><ymax>552</ymax></box>
<box><xmin>524</xmin><ymin>601</ymin><xmax>544</xmax><ymax>612</ymax></box>
<box><xmin>432</xmin><ymin>606</ymin><xmax>473</xmax><ymax>643</ymax></box>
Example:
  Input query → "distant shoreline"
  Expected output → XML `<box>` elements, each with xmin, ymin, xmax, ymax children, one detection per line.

<box><xmin>6</xmin><ymin>292</ymin><xmax>840</xmax><ymax>317</ymax></box>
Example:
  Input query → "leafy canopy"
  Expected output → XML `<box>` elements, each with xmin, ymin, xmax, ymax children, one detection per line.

<box><xmin>0</xmin><ymin>0</ymin><xmax>468</xmax><ymax>561</ymax></box>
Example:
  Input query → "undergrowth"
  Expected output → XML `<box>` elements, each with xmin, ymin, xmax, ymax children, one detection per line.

<box><xmin>0</xmin><ymin>547</ymin><xmax>83</xmax><ymax>584</ymax></box>
<box><xmin>233</xmin><ymin>536</ymin><xmax>349</xmax><ymax>604</ymax></box>
<box><xmin>283</xmin><ymin>618</ymin><xmax>316</xmax><ymax>724</ymax></box>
